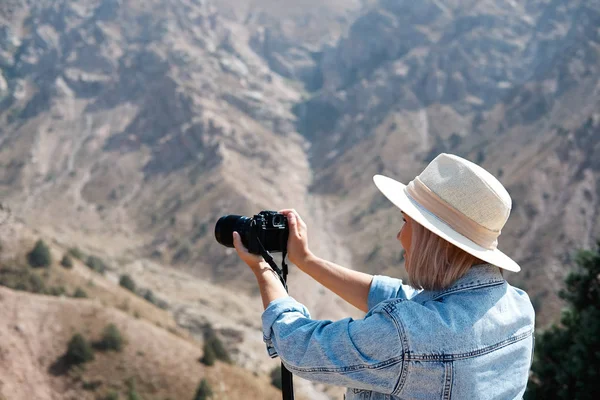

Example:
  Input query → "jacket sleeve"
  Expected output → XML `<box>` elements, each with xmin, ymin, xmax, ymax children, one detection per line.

<box><xmin>262</xmin><ymin>296</ymin><xmax>404</xmax><ymax>394</ymax></box>
<box><xmin>367</xmin><ymin>275</ymin><xmax>420</xmax><ymax>310</ymax></box>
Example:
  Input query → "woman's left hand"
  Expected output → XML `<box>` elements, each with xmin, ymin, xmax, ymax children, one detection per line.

<box><xmin>232</xmin><ymin>231</ymin><xmax>267</xmax><ymax>273</ymax></box>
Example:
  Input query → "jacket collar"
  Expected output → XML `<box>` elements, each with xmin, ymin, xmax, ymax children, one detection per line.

<box><xmin>413</xmin><ymin>263</ymin><xmax>505</xmax><ymax>302</ymax></box>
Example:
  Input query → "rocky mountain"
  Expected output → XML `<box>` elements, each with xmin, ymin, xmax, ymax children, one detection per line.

<box><xmin>0</xmin><ymin>1</ymin><xmax>356</xmax><ymax>398</ymax></box>
<box><xmin>296</xmin><ymin>0</ymin><xmax>600</xmax><ymax>324</ymax></box>
<box><xmin>0</xmin><ymin>0</ymin><xmax>599</xmax><ymax>398</ymax></box>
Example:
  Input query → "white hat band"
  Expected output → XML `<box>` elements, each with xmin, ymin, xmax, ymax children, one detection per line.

<box><xmin>405</xmin><ymin>177</ymin><xmax>501</xmax><ymax>250</ymax></box>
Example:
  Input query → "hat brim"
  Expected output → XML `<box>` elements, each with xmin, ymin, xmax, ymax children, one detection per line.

<box><xmin>373</xmin><ymin>174</ymin><xmax>520</xmax><ymax>272</ymax></box>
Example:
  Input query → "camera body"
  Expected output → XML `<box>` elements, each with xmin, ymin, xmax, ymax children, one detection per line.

<box><xmin>215</xmin><ymin>211</ymin><xmax>289</xmax><ymax>255</ymax></box>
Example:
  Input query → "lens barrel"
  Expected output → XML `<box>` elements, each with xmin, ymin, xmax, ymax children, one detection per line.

<box><xmin>214</xmin><ymin>215</ymin><xmax>250</xmax><ymax>248</ymax></box>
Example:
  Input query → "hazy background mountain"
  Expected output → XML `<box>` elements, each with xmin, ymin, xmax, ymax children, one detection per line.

<box><xmin>0</xmin><ymin>0</ymin><xmax>598</xmax><ymax>398</ymax></box>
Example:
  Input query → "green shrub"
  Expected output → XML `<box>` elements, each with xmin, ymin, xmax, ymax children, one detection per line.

<box><xmin>85</xmin><ymin>256</ymin><xmax>107</xmax><ymax>274</ymax></box>
<box><xmin>207</xmin><ymin>336</ymin><xmax>231</xmax><ymax>364</ymax></box>
<box><xmin>98</xmin><ymin>324</ymin><xmax>123</xmax><ymax>352</ymax></box>
<box><xmin>103</xmin><ymin>392</ymin><xmax>119</xmax><ymax>400</ymax></box>
<box><xmin>82</xmin><ymin>380</ymin><xmax>101</xmax><ymax>391</ymax></box>
<box><xmin>270</xmin><ymin>365</ymin><xmax>282</xmax><ymax>390</ymax></box>
<box><xmin>65</xmin><ymin>333</ymin><xmax>94</xmax><ymax>365</ymax></box>
<box><xmin>201</xmin><ymin>326</ymin><xmax>231</xmax><ymax>364</ymax></box>
<box><xmin>68</xmin><ymin>247</ymin><xmax>84</xmax><ymax>260</ymax></box>
<box><xmin>193</xmin><ymin>378</ymin><xmax>213</xmax><ymax>400</ymax></box>
<box><xmin>201</xmin><ymin>343</ymin><xmax>216</xmax><ymax>366</ymax></box>
<box><xmin>48</xmin><ymin>286</ymin><xmax>67</xmax><ymax>296</ymax></box>
<box><xmin>125</xmin><ymin>378</ymin><xmax>141</xmax><ymax>400</ymax></box>
<box><xmin>143</xmin><ymin>289</ymin><xmax>155</xmax><ymax>304</ymax></box>
<box><xmin>73</xmin><ymin>287</ymin><xmax>88</xmax><ymax>298</ymax></box>
<box><xmin>27</xmin><ymin>240</ymin><xmax>52</xmax><ymax>268</ymax></box>
<box><xmin>127</xmin><ymin>390</ymin><xmax>141</xmax><ymax>400</ymax></box>
<box><xmin>28</xmin><ymin>273</ymin><xmax>46</xmax><ymax>293</ymax></box>
<box><xmin>61</xmin><ymin>254</ymin><xmax>73</xmax><ymax>268</ymax></box>
<box><xmin>0</xmin><ymin>267</ymin><xmax>46</xmax><ymax>293</ymax></box>
<box><xmin>119</xmin><ymin>274</ymin><xmax>136</xmax><ymax>293</ymax></box>
<box><xmin>525</xmin><ymin>242</ymin><xmax>600</xmax><ymax>398</ymax></box>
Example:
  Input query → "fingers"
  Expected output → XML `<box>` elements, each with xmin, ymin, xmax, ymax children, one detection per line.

<box><xmin>286</xmin><ymin>212</ymin><xmax>299</xmax><ymax>237</ymax></box>
<box><xmin>279</xmin><ymin>208</ymin><xmax>306</xmax><ymax>228</ymax></box>
<box><xmin>232</xmin><ymin>231</ymin><xmax>247</xmax><ymax>253</ymax></box>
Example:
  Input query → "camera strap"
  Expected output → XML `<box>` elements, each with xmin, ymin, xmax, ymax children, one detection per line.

<box><xmin>255</xmin><ymin>237</ymin><xmax>288</xmax><ymax>290</ymax></box>
<box><xmin>255</xmin><ymin>237</ymin><xmax>294</xmax><ymax>400</ymax></box>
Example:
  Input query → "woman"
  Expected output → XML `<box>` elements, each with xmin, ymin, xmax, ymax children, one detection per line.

<box><xmin>233</xmin><ymin>153</ymin><xmax>535</xmax><ymax>399</ymax></box>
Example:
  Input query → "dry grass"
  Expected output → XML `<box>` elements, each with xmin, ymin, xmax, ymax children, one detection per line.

<box><xmin>0</xmin><ymin>286</ymin><xmax>284</xmax><ymax>400</ymax></box>
<box><xmin>0</xmin><ymin>224</ymin><xmax>291</xmax><ymax>400</ymax></box>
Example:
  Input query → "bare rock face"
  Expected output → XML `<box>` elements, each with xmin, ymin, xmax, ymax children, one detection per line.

<box><xmin>0</xmin><ymin>0</ymin><xmax>307</xmax><ymax>279</ymax></box>
<box><xmin>301</xmin><ymin>0</ymin><xmax>599</xmax><ymax>165</ymax></box>
<box><xmin>0</xmin><ymin>5</ymin><xmax>353</xmax><ymax>396</ymax></box>
<box><xmin>0</xmin><ymin>2</ymin><xmax>599</xmax><ymax>397</ymax></box>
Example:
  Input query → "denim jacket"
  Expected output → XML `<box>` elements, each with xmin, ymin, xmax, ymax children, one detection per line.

<box><xmin>262</xmin><ymin>264</ymin><xmax>535</xmax><ymax>399</ymax></box>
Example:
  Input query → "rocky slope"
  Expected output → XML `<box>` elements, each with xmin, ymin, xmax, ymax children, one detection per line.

<box><xmin>0</xmin><ymin>1</ymin><xmax>355</xmax><ymax>398</ymax></box>
<box><xmin>0</xmin><ymin>285</ymin><xmax>287</xmax><ymax>400</ymax></box>
<box><xmin>0</xmin><ymin>221</ymin><xmax>329</xmax><ymax>400</ymax></box>
<box><xmin>0</xmin><ymin>0</ymin><xmax>307</xmax><ymax>285</ymax></box>
<box><xmin>0</xmin><ymin>0</ymin><xmax>599</xmax><ymax>398</ymax></box>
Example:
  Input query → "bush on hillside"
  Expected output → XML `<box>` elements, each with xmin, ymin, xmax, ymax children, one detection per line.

<box><xmin>27</xmin><ymin>240</ymin><xmax>52</xmax><ymax>268</ymax></box>
<box><xmin>97</xmin><ymin>324</ymin><xmax>124</xmax><ymax>352</ymax></box>
<box><xmin>61</xmin><ymin>254</ymin><xmax>73</xmax><ymax>268</ymax></box>
<box><xmin>270</xmin><ymin>365</ymin><xmax>282</xmax><ymax>390</ymax></box>
<box><xmin>68</xmin><ymin>247</ymin><xmax>84</xmax><ymax>260</ymax></box>
<box><xmin>193</xmin><ymin>378</ymin><xmax>213</xmax><ymax>400</ymax></box>
<box><xmin>65</xmin><ymin>333</ymin><xmax>94</xmax><ymax>365</ymax></box>
<box><xmin>200</xmin><ymin>343</ymin><xmax>216</xmax><ymax>366</ymax></box>
<box><xmin>73</xmin><ymin>287</ymin><xmax>88</xmax><ymax>298</ymax></box>
<box><xmin>202</xmin><ymin>326</ymin><xmax>231</xmax><ymax>364</ymax></box>
<box><xmin>103</xmin><ymin>392</ymin><xmax>119</xmax><ymax>400</ymax></box>
<box><xmin>82</xmin><ymin>380</ymin><xmax>102</xmax><ymax>391</ymax></box>
<box><xmin>0</xmin><ymin>267</ymin><xmax>46</xmax><ymax>294</ymax></box>
<box><xmin>85</xmin><ymin>255</ymin><xmax>107</xmax><ymax>274</ymax></box>
<box><xmin>207</xmin><ymin>336</ymin><xmax>231</xmax><ymax>364</ymax></box>
<box><xmin>143</xmin><ymin>289</ymin><xmax>155</xmax><ymax>304</ymax></box>
<box><xmin>48</xmin><ymin>286</ymin><xmax>67</xmax><ymax>296</ymax></box>
<box><xmin>119</xmin><ymin>274</ymin><xmax>136</xmax><ymax>293</ymax></box>
<box><xmin>28</xmin><ymin>272</ymin><xmax>46</xmax><ymax>293</ymax></box>
<box><xmin>125</xmin><ymin>378</ymin><xmax>141</xmax><ymax>400</ymax></box>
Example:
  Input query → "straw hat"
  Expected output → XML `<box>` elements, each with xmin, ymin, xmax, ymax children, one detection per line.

<box><xmin>373</xmin><ymin>153</ymin><xmax>520</xmax><ymax>272</ymax></box>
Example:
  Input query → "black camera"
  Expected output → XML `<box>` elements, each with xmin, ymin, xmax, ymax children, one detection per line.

<box><xmin>214</xmin><ymin>211</ymin><xmax>289</xmax><ymax>255</ymax></box>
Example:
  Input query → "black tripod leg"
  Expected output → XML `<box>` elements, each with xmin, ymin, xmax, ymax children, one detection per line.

<box><xmin>281</xmin><ymin>363</ymin><xmax>294</xmax><ymax>400</ymax></box>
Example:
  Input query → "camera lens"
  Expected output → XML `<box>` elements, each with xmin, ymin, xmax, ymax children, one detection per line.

<box><xmin>214</xmin><ymin>215</ymin><xmax>251</xmax><ymax>248</ymax></box>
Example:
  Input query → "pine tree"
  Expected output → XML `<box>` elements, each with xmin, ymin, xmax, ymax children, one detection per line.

<box><xmin>525</xmin><ymin>241</ymin><xmax>600</xmax><ymax>399</ymax></box>
<box><xmin>193</xmin><ymin>379</ymin><xmax>213</xmax><ymax>400</ymax></box>
<box><xmin>27</xmin><ymin>240</ymin><xmax>52</xmax><ymax>268</ymax></box>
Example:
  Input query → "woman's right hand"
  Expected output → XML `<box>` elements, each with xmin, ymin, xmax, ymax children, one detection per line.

<box><xmin>279</xmin><ymin>209</ymin><xmax>313</xmax><ymax>268</ymax></box>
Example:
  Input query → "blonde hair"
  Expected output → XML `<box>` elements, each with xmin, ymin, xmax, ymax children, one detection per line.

<box><xmin>405</xmin><ymin>220</ymin><xmax>485</xmax><ymax>291</ymax></box>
